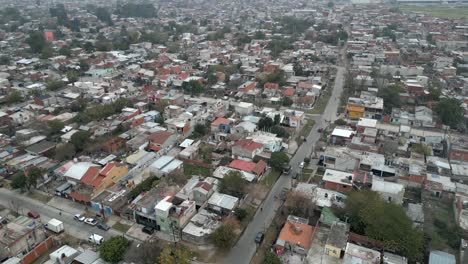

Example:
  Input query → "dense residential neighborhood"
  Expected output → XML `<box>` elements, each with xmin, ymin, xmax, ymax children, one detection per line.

<box><xmin>0</xmin><ymin>0</ymin><xmax>467</xmax><ymax>264</ymax></box>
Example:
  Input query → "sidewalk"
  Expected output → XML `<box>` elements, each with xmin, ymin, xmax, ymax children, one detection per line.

<box><xmin>46</xmin><ymin>196</ymin><xmax>86</xmax><ymax>215</ymax></box>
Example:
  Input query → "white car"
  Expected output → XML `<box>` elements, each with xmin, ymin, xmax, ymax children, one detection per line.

<box><xmin>299</xmin><ymin>162</ymin><xmax>305</xmax><ymax>169</ymax></box>
<box><xmin>74</xmin><ymin>214</ymin><xmax>86</xmax><ymax>222</ymax></box>
<box><xmin>84</xmin><ymin>218</ymin><xmax>97</xmax><ymax>226</ymax></box>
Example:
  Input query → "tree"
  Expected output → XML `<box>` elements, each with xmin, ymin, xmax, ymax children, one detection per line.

<box><xmin>0</xmin><ymin>56</ymin><xmax>10</xmax><ymax>65</ymax></box>
<box><xmin>282</xmin><ymin>97</ymin><xmax>293</xmax><ymax>107</ymax></box>
<box><xmin>327</xmin><ymin>1</ymin><xmax>334</xmax><ymax>8</ymax></box>
<box><xmin>26</xmin><ymin>31</ymin><xmax>47</xmax><ymax>53</ymax></box>
<box><xmin>212</xmin><ymin>224</ymin><xmax>236</xmax><ymax>249</ymax></box>
<box><xmin>234</xmin><ymin>208</ymin><xmax>248</xmax><ymax>221</ymax></box>
<box><xmin>99</xmin><ymin>236</ymin><xmax>129</xmax><ymax>263</ymax></box>
<box><xmin>285</xmin><ymin>191</ymin><xmax>315</xmax><ymax>218</ymax></box>
<box><xmin>46</xmin><ymin>80</ymin><xmax>65</xmax><ymax>91</ymax></box>
<box><xmin>182</xmin><ymin>80</ymin><xmax>205</xmax><ymax>95</ymax></box>
<box><xmin>95</xmin><ymin>7</ymin><xmax>113</xmax><ymax>25</ymax></box>
<box><xmin>192</xmin><ymin>123</ymin><xmax>208</xmax><ymax>138</ymax></box>
<box><xmin>59</xmin><ymin>46</ymin><xmax>71</xmax><ymax>57</ymax></box>
<box><xmin>270</xmin><ymin>125</ymin><xmax>289</xmax><ymax>138</ymax></box>
<box><xmin>343</xmin><ymin>190</ymin><xmax>424</xmax><ymax>261</ymax></box>
<box><xmin>219</xmin><ymin>171</ymin><xmax>248</xmax><ymax>198</ymax></box>
<box><xmin>258</xmin><ymin>117</ymin><xmax>274</xmax><ymax>130</ymax></box>
<box><xmin>270</xmin><ymin>152</ymin><xmax>290</xmax><ymax>171</ymax></box>
<box><xmin>11</xmin><ymin>173</ymin><xmax>27</xmax><ymax>190</ymax></box>
<box><xmin>41</xmin><ymin>46</ymin><xmax>54</xmax><ymax>59</ymax></box>
<box><xmin>158</xmin><ymin>246</ymin><xmax>191</xmax><ymax>264</ymax></box>
<box><xmin>70</xmin><ymin>131</ymin><xmax>90</xmax><ymax>151</ymax></box>
<box><xmin>274</xmin><ymin>114</ymin><xmax>280</xmax><ymax>125</ymax></box>
<box><xmin>264</xmin><ymin>252</ymin><xmax>281</xmax><ymax>264</ymax></box>
<box><xmin>54</xmin><ymin>143</ymin><xmax>76</xmax><ymax>161</ymax></box>
<box><xmin>7</xmin><ymin>90</ymin><xmax>22</xmax><ymax>104</ymax></box>
<box><xmin>334</xmin><ymin>119</ymin><xmax>347</xmax><ymax>126</ymax></box>
<box><xmin>435</xmin><ymin>98</ymin><xmax>464</xmax><ymax>128</ymax></box>
<box><xmin>26</xmin><ymin>167</ymin><xmax>42</xmax><ymax>190</ymax></box>
<box><xmin>378</xmin><ymin>85</ymin><xmax>403</xmax><ymax>114</ymax></box>
<box><xmin>428</xmin><ymin>85</ymin><xmax>441</xmax><ymax>101</ymax></box>
<box><xmin>66</xmin><ymin>70</ymin><xmax>79</xmax><ymax>83</ymax></box>
<box><xmin>47</xmin><ymin>120</ymin><xmax>64</xmax><ymax>135</ymax></box>
<box><xmin>79</xmin><ymin>59</ymin><xmax>90</xmax><ymax>73</ymax></box>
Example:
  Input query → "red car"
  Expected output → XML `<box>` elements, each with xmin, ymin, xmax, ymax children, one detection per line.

<box><xmin>27</xmin><ymin>211</ymin><xmax>40</xmax><ymax>219</ymax></box>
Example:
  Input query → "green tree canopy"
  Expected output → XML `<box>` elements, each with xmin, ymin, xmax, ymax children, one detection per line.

<box><xmin>70</xmin><ymin>131</ymin><xmax>90</xmax><ymax>151</ymax></box>
<box><xmin>11</xmin><ymin>173</ymin><xmax>27</xmax><ymax>189</ymax></box>
<box><xmin>378</xmin><ymin>85</ymin><xmax>403</xmax><ymax>114</ymax></box>
<box><xmin>435</xmin><ymin>98</ymin><xmax>464</xmax><ymax>129</ymax></box>
<box><xmin>270</xmin><ymin>152</ymin><xmax>290</xmax><ymax>171</ymax></box>
<box><xmin>99</xmin><ymin>236</ymin><xmax>130</xmax><ymax>263</ymax></box>
<box><xmin>54</xmin><ymin>143</ymin><xmax>76</xmax><ymax>161</ymax></box>
<box><xmin>95</xmin><ymin>7</ymin><xmax>113</xmax><ymax>25</ymax></box>
<box><xmin>219</xmin><ymin>171</ymin><xmax>248</xmax><ymax>198</ymax></box>
<box><xmin>7</xmin><ymin>90</ymin><xmax>23</xmax><ymax>104</ymax></box>
<box><xmin>258</xmin><ymin>117</ymin><xmax>274</xmax><ymax>130</ymax></box>
<box><xmin>66</xmin><ymin>70</ymin><xmax>79</xmax><ymax>83</ymax></box>
<box><xmin>47</xmin><ymin>120</ymin><xmax>65</xmax><ymax>135</ymax></box>
<box><xmin>26</xmin><ymin>167</ymin><xmax>42</xmax><ymax>190</ymax></box>
<box><xmin>182</xmin><ymin>80</ymin><xmax>205</xmax><ymax>95</ymax></box>
<box><xmin>264</xmin><ymin>252</ymin><xmax>281</xmax><ymax>264</ymax></box>
<box><xmin>46</xmin><ymin>79</ymin><xmax>65</xmax><ymax>91</ymax></box>
<box><xmin>212</xmin><ymin>224</ymin><xmax>236</xmax><ymax>249</ymax></box>
<box><xmin>343</xmin><ymin>190</ymin><xmax>424</xmax><ymax>261</ymax></box>
<box><xmin>26</xmin><ymin>31</ymin><xmax>47</xmax><ymax>53</ymax></box>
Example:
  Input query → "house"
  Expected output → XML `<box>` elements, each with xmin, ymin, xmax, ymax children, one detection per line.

<box><xmin>155</xmin><ymin>196</ymin><xmax>197</xmax><ymax>234</ymax></box>
<box><xmin>25</xmin><ymin>141</ymin><xmax>56</xmax><ymax>156</ymax></box>
<box><xmin>232</xmin><ymin>139</ymin><xmax>263</xmax><ymax>160</ymax></box>
<box><xmin>0</xmin><ymin>216</ymin><xmax>47</xmax><ymax>259</ymax></box>
<box><xmin>325</xmin><ymin>221</ymin><xmax>349</xmax><ymax>258</ymax></box>
<box><xmin>234</xmin><ymin>102</ymin><xmax>254</xmax><ymax>116</ymax></box>
<box><xmin>127</xmin><ymin>185</ymin><xmax>169</xmax><ymax>229</ymax></box>
<box><xmin>250</xmin><ymin>131</ymin><xmax>283</xmax><ymax>152</ymax></box>
<box><xmin>149</xmin><ymin>156</ymin><xmax>183</xmax><ymax>177</ymax></box>
<box><xmin>182</xmin><ymin>209</ymin><xmax>221</xmax><ymax>244</ymax></box>
<box><xmin>148</xmin><ymin>131</ymin><xmax>176</xmax><ymax>153</ymax></box>
<box><xmin>322</xmin><ymin>169</ymin><xmax>354</xmax><ymax>193</ymax></box>
<box><xmin>383</xmin><ymin>252</ymin><xmax>408</xmax><ymax>264</ymax></box>
<box><xmin>211</xmin><ymin>117</ymin><xmax>231</xmax><ymax>133</ymax></box>
<box><xmin>206</xmin><ymin>192</ymin><xmax>239</xmax><ymax>215</ymax></box>
<box><xmin>331</xmin><ymin>128</ymin><xmax>355</xmax><ymax>145</ymax></box>
<box><xmin>371</xmin><ymin>177</ymin><xmax>405</xmax><ymax>205</ymax></box>
<box><xmin>428</xmin><ymin>251</ymin><xmax>455</xmax><ymax>264</ymax></box>
<box><xmin>63</xmin><ymin>162</ymin><xmax>101</xmax><ymax>183</ymax></box>
<box><xmin>343</xmin><ymin>243</ymin><xmax>381</xmax><ymax>264</ymax></box>
<box><xmin>228</xmin><ymin>159</ymin><xmax>267</xmax><ymax>177</ymax></box>
<box><xmin>176</xmin><ymin>176</ymin><xmax>215</xmax><ymax>206</ymax></box>
<box><xmin>347</xmin><ymin>104</ymin><xmax>365</xmax><ymax>119</ymax></box>
<box><xmin>274</xmin><ymin>215</ymin><xmax>314</xmax><ymax>255</ymax></box>
<box><xmin>232</xmin><ymin>121</ymin><xmax>257</xmax><ymax>136</ymax></box>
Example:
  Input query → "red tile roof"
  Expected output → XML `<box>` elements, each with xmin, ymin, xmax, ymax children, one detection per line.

<box><xmin>252</xmin><ymin>160</ymin><xmax>267</xmax><ymax>175</ymax></box>
<box><xmin>275</xmin><ymin>221</ymin><xmax>314</xmax><ymax>250</ymax></box>
<box><xmin>211</xmin><ymin>117</ymin><xmax>231</xmax><ymax>127</ymax></box>
<box><xmin>195</xmin><ymin>181</ymin><xmax>213</xmax><ymax>191</ymax></box>
<box><xmin>99</xmin><ymin>163</ymin><xmax>116</xmax><ymax>176</ymax></box>
<box><xmin>81</xmin><ymin>167</ymin><xmax>100</xmax><ymax>188</ymax></box>
<box><xmin>229</xmin><ymin>159</ymin><xmax>256</xmax><ymax>172</ymax></box>
<box><xmin>69</xmin><ymin>191</ymin><xmax>91</xmax><ymax>203</ymax></box>
<box><xmin>233</xmin><ymin>139</ymin><xmax>263</xmax><ymax>151</ymax></box>
<box><xmin>283</xmin><ymin>88</ymin><xmax>295</xmax><ymax>97</ymax></box>
<box><xmin>148</xmin><ymin>131</ymin><xmax>173</xmax><ymax>144</ymax></box>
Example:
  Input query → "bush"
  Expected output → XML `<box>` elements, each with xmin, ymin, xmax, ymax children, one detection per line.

<box><xmin>127</xmin><ymin>176</ymin><xmax>159</xmax><ymax>200</ymax></box>
<box><xmin>334</xmin><ymin>119</ymin><xmax>347</xmax><ymax>126</ymax></box>
<box><xmin>99</xmin><ymin>236</ymin><xmax>130</xmax><ymax>263</ymax></box>
<box><xmin>234</xmin><ymin>208</ymin><xmax>248</xmax><ymax>221</ymax></box>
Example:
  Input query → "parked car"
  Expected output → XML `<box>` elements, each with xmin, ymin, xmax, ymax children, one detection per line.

<box><xmin>318</xmin><ymin>128</ymin><xmax>323</xmax><ymax>133</ymax></box>
<box><xmin>299</xmin><ymin>162</ymin><xmax>305</xmax><ymax>169</ymax></box>
<box><xmin>142</xmin><ymin>226</ymin><xmax>154</xmax><ymax>235</ymax></box>
<box><xmin>84</xmin><ymin>218</ymin><xmax>98</xmax><ymax>226</ymax></box>
<box><xmin>255</xmin><ymin>232</ymin><xmax>264</xmax><ymax>244</ymax></box>
<box><xmin>27</xmin><ymin>211</ymin><xmax>40</xmax><ymax>219</ymax></box>
<box><xmin>74</xmin><ymin>214</ymin><xmax>86</xmax><ymax>222</ymax></box>
<box><xmin>97</xmin><ymin>222</ymin><xmax>110</xmax><ymax>231</ymax></box>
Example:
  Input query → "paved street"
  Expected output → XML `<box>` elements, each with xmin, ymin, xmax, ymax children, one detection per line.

<box><xmin>0</xmin><ymin>188</ymin><xmax>124</xmax><ymax>241</ymax></box>
<box><xmin>223</xmin><ymin>65</ymin><xmax>346</xmax><ymax>264</ymax></box>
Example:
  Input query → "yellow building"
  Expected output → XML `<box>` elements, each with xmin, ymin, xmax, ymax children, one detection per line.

<box><xmin>94</xmin><ymin>162</ymin><xmax>129</xmax><ymax>195</ymax></box>
<box><xmin>325</xmin><ymin>221</ymin><xmax>349</xmax><ymax>258</ymax></box>
<box><xmin>347</xmin><ymin>104</ymin><xmax>365</xmax><ymax>119</ymax></box>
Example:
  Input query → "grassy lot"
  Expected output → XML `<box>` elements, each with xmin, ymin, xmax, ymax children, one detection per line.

<box><xmin>400</xmin><ymin>5</ymin><xmax>468</xmax><ymax>19</ymax></box>
<box><xmin>184</xmin><ymin>163</ymin><xmax>211</xmax><ymax>177</ymax></box>
<box><xmin>27</xmin><ymin>191</ymin><xmax>52</xmax><ymax>203</ymax></box>
<box><xmin>309</xmin><ymin>88</ymin><xmax>332</xmax><ymax>114</ymax></box>
<box><xmin>423</xmin><ymin>195</ymin><xmax>461</xmax><ymax>254</ymax></box>
<box><xmin>296</xmin><ymin>119</ymin><xmax>316</xmax><ymax>145</ymax></box>
<box><xmin>113</xmin><ymin>222</ymin><xmax>132</xmax><ymax>233</ymax></box>
<box><xmin>261</xmin><ymin>170</ymin><xmax>281</xmax><ymax>187</ymax></box>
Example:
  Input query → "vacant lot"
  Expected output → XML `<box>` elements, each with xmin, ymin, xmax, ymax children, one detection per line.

<box><xmin>184</xmin><ymin>163</ymin><xmax>211</xmax><ymax>176</ymax></box>
<box><xmin>400</xmin><ymin>5</ymin><xmax>468</xmax><ymax>19</ymax></box>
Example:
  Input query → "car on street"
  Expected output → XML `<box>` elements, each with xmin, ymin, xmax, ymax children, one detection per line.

<box><xmin>142</xmin><ymin>226</ymin><xmax>154</xmax><ymax>235</ymax></box>
<box><xmin>74</xmin><ymin>214</ymin><xmax>86</xmax><ymax>222</ymax></box>
<box><xmin>84</xmin><ymin>218</ymin><xmax>98</xmax><ymax>226</ymax></box>
<box><xmin>255</xmin><ymin>232</ymin><xmax>264</xmax><ymax>244</ymax></box>
<box><xmin>97</xmin><ymin>222</ymin><xmax>110</xmax><ymax>231</ymax></box>
<box><xmin>318</xmin><ymin>128</ymin><xmax>323</xmax><ymax>133</ymax></box>
<box><xmin>299</xmin><ymin>162</ymin><xmax>305</xmax><ymax>169</ymax></box>
<box><xmin>27</xmin><ymin>211</ymin><xmax>40</xmax><ymax>219</ymax></box>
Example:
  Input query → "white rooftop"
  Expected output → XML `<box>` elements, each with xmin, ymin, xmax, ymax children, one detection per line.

<box><xmin>332</xmin><ymin>128</ymin><xmax>355</xmax><ymax>138</ymax></box>
<box><xmin>323</xmin><ymin>169</ymin><xmax>353</xmax><ymax>186</ymax></box>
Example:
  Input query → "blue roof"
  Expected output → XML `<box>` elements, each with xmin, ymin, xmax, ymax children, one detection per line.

<box><xmin>429</xmin><ymin>251</ymin><xmax>456</xmax><ymax>264</ymax></box>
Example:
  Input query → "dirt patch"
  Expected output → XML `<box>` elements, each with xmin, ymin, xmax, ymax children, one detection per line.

<box><xmin>27</xmin><ymin>191</ymin><xmax>52</xmax><ymax>203</ymax></box>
